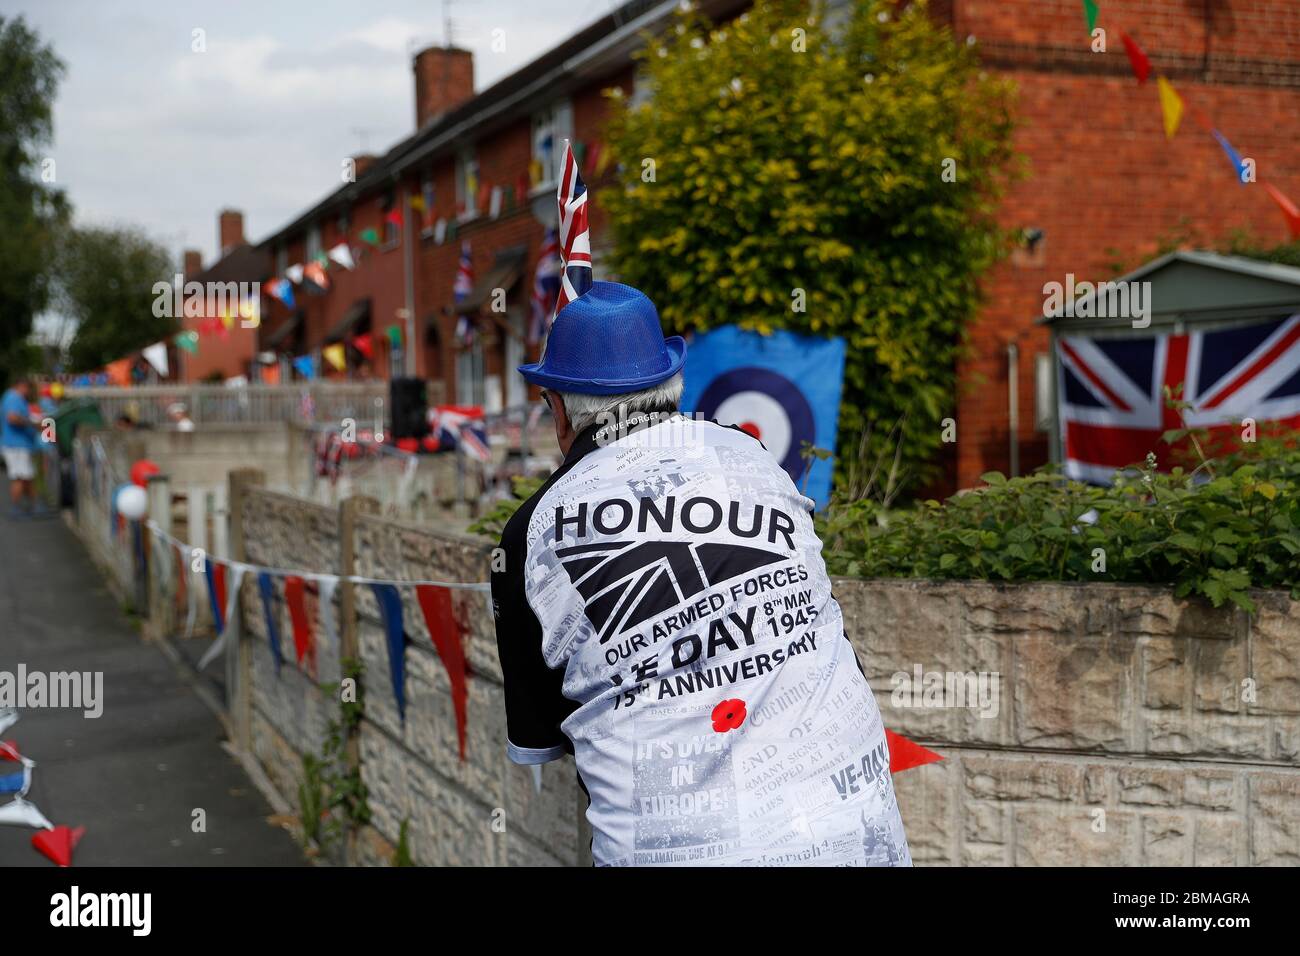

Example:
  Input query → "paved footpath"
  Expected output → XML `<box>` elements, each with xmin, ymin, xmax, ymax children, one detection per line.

<box><xmin>0</xmin><ymin>511</ymin><xmax>304</xmax><ymax>866</ymax></box>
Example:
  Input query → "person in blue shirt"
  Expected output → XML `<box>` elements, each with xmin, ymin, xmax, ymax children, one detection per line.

<box><xmin>2</xmin><ymin>379</ymin><xmax>39</xmax><ymax>517</ymax></box>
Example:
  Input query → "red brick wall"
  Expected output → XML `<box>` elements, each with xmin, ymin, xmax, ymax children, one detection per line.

<box><xmin>946</xmin><ymin>0</ymin><xmax>1300</xmax><ymax>488</ymax></box>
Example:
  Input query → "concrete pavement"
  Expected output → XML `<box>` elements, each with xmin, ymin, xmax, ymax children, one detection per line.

<box><xmin>0</xmin><ymin>510</ymin><xmax>304</xmax><ymax>866</ymax></box>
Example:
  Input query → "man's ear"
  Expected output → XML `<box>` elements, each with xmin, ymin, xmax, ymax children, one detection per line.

<box><xmin>552</xmin><ymin>393</ymin><xmax>572</xmax><ymax>439</ymax></box>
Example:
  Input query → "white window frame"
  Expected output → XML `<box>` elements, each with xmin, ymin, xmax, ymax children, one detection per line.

<box><xmin>455</xmin><ymin>149</ymin><xmax>480</xmax><ymax>222</ymax></box>
<box><xmin>531</xmin><ymin>99</ymin><xmax>573</xmax><ymax>194</ymax></box>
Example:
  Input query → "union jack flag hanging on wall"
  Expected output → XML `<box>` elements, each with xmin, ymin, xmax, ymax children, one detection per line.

<box><xmin>553</xmin><ymin>141</ymin><xmax>593</xmax><ymax>320</ymax></box>
<box><xmin>529</xmin><ymin>227</ymin><xmax>561</xmax><ymax>344</ymax></box>
<box><xmin>1058</xmin><ymin>312</ymin><xmax>1300</xmax><ymax>484</ymax></box>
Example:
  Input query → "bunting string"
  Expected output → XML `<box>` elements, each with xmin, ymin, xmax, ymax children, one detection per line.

<box><xmin>145</xmin><ymin>522</ymin><xmax>491</xmax><ymax>592</ymax></box>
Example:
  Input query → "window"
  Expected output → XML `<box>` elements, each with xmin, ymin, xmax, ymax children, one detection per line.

<box><xmin>381</xmin><ymin>192</ymin><xmax>400</xmax><ymax>246</ymax></box>
<box><xmin>418</xmin><ymin>172</ymin><xmax>436</xmax><ymax>236</ymax></box>
<box><xmin>306</xmin><ymin>223</ymin><xmax>322</xmax><ymax>261</ymax></box>
<box><xmin>275</xmin><ymin>245</ymin><xmax>287</xmax><ymax>277</ymax></box>
<box><xmin>456</xmin><ymin>342</ymin><xmax>485</xmax><ymax>406</ymax></box>
<box><xmin>455</xmin><ymin>149</ymin><xmax>479</xmax><ymax>221</ymax></box>
<box><xmin>531</xmin><ymin>99</ymin><xmax>573</xmax><ymax>191</ymax></box>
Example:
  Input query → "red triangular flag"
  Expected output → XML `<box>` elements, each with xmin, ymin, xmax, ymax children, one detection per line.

<box><xmin>1120</xmin><ymin>32</ymin><xmax>1151</xmax><ymax>84</ymax></box>
<box><xmin>283</xmin><ymin>575</ymin><xmax>315</xmax><ymax>668</ymax></box>
<box><xmin>415</xmin><ymin>585</ymin><xmax>469</xmax><ymax>761</ymax></box>
<box><xmin>32</xmin><ymin>825</ymin><xmax>85</xmax><ymax>867</ymax></box>
<box><xmin>0</xmin><ymin>739</ymin><xmax>19</xmax><ymax>760</ymax></box>
<box><xmin>213</xmin><ymin>562</ymin><xmax>227</xmax><ymax>620</ymax></box>
<box><xmin>1264</xmin><ymin>182</ymin><xmax>1300</xmax><ymax>238</ymax></box>
<box><xmin>885</xmin><ymin>729</ymin><xmax>943</xmax><ymax>773</ymax></box>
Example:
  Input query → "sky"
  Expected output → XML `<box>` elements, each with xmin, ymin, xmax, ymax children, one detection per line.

<box><xmin>2</xmin><ymin>0</ymin><xmax>624</xmax><ymax>269</ymax></box>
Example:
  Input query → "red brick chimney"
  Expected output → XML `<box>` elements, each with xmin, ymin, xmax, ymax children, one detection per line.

<box><xmin>412</xmin><ymin>46</ymin><xmax>474</xmax><ymax>129</ymax></box>
<box><xmin>183</xmin><ymin>249</ymin><xmax>203</xmax><ymax>279</ymax></box>
<box><xmin>218</xmin><ymin>209</ymin><xmax>245</xmax><ymax>257</ymax></box>
<box><xmin>351</xmin><ymin>154</ymin><xmax>378</xmax><ymax>180</ymax></box>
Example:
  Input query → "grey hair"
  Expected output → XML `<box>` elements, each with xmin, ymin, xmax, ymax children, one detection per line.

<box><xmin>555</xmin><ymin>372</ymin><xmax>684</xmax><ymax>435</ymax></box>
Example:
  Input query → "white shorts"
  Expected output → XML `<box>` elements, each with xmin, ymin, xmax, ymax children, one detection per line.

<box><xmin>2</xmin><ymin>448</ymin><xmax>34</xmax><ymax>481</ymax></box>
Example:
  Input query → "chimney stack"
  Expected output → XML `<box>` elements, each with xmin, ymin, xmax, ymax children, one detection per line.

<box><xmin>412</xmin><ymin>46</ymin><xmax>474</xmax><ymax>129</ymax></box>
<box><xmin>183</xmin><ymin>249</ymin><xmax>203</xmax><ymax>279</ymax></box>
<box><xmin>351</xmin><ymin>154</ymin><xmax>378</xmax><ymax>180</ymax></box>
<box><xmin>218</xmin><ymin>209</ymin><xmax>245</xmax><ymax>257</ymax></box>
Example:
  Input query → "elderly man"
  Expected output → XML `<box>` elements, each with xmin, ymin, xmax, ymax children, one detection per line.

<box><xmin>491</xmin><ymin>281</ymin><xmax>910</xmax><ymax>867</ymax></box>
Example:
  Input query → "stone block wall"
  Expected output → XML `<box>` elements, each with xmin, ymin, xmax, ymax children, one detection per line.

<box><xmin>350</xmin><ymin>513</ymin><xmax>584</xmax><ymax>866</ymax></box>
<box><xmin>837</xmin><ymin>580</ymin><xmax>1300</xmax><ymax>866</ymax></box>
<box><xmin>78</xmin><ymin>462</ymin><xmax>1296</xmax><ymax>866</ymax></box>
<box><xmin>237</xmin><ymin>489</ymin><xmax>342</xmax><ymax>809</ymax></box>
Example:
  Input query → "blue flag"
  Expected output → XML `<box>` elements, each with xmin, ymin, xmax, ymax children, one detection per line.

<box><xmin>370</xmin><ymin>583</ymin><xmax>407</xmax><ymax>722</ymax></box>
<box><xmin>257</xmin><ymin>572</ymin><xmax>283</xmax><ymax>676</ymax></box>
<box><xmin>1212</xmin><ymin>129</ymin><xmax>1249</xmax><ymax>185</ymax></box>
<box><xmin>680</xmin><ymin>326</ymin><xmax>846</xmax><ymax>508</ymax></box>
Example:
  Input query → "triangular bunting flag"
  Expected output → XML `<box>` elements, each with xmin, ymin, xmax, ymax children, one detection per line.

<box><xmin>1157</xmin><ymin>76</ymin><xmax>1183</xmax><ymax>139</ymax></box>
<box><xmin>197</xmin><ymin>565</ymin><xmax>246</xmax><ymax>671</ymax></box>
<box><xmin>0</xmin><ymin>796</ymin><xmax>53</xmax><ymax>829</ymax></box>
<box><xmin>370</xmin><ymin>584</ymin><xmax>408</xmax><ymax>722</ymax></box>
<box><xmin>1264</xmin><ymin>182</ymin><xmax>1300</xmax><ymax>238</ymax></box>
<box><xmin>323</xmin><ymin>343</ymin><xmax>347</xmax><ymax>372</ymax></box>
<box><xmin>1211</xmin><ymin>129</ymin><xmax>1249</xmax><ymax>184</ymax></box>
<box><xmin>327</xmin><ymin>242</ymin><xmax>355</xmax><ymax>270</ymax></box>
<box><xmin>285</xmin><ymin>264</ymin><xmax>305</xmax><ymax>284</ymax></box>
<box><xmin>1083</xmin><ymin>0</ymin><xmax>1099</xmax><ymax>34</ymax></box>
<box><xmin>885</xmin><ymin>729</ymin><xmax>944</xmax><ymax>774</ymax></box>
<box><xmin>141</xmin><ymin>341</ymin><xmax>169</xmax><ymax>378</ymax></box>
<box><xmin>1120</xmin><ymin>32</ymin><xmax>1150</xmax><ymax>84</ymax></box>
<box><xmin>32</xmin><ymin>825</ymin><xmax>85</xmax><ymax>867</ymax></box>
<box><xmin>284</xmin><ymin>575</ymin><xmax>314</xmax><ymax>668</ymax></box>
<box><xmin>415</xmin><ymin>585</ymin><xmax>469</xmax><ymax>760</ymax></box>
<box><xmin>317</xmin><ymin>577</ymin><xmax>339</xmax><ymax>649</ymax></box>
<box><xmin>257</xmin><ymin>572</ymin><xmax>284</xmax><ymax>676</ymax></box>
<box><xmin>204</xmin><ymin>558</ymin><xmax>228</xmax><ymax>634</ymax></box>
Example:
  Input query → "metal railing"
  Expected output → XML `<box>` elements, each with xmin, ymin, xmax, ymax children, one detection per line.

<box><xmin>65</xmin><ymin>383</ymin><xmax>388</xmax><ymax>428</ymax></box>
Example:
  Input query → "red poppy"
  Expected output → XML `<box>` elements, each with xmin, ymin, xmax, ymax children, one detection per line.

<box><xmin>711</xmin><ymin>699</ymin><xmax>747</xmax><ymax>733</ymax></box>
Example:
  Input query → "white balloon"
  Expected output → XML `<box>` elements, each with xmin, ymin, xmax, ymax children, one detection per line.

<box><xmin>0</xmin><ymin>797</ymin><xmax>53</xmax><ymax>830</ymax></box>
<box><xmin>115</xmin><ymin>483</ymin><xmax>148</xmax><ymax>520</ymax></box>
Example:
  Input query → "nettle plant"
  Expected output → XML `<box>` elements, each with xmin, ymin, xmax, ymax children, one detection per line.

<box><xmin>818</xmin><ymin>436</ymin><xmax>1300</xmax><ymax>613</ymax></box>
<box><xmin>603</xmin><ymin>0</ymin><xmax>1017</xmax><ymax>492</ymax></box>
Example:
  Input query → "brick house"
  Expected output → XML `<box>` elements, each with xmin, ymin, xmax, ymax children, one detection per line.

<box><xmin>254</xmin><ymin>0</ymin><xmax>1300</xmax><ymax>489</ymax></box>
<box><xmin>176</xmin><ymin>210</ymin><xmax>267</xmax><ymax>383</ymax></box>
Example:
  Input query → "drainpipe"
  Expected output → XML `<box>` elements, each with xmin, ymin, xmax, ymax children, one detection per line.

<box><xmin>403</xmin><ymin>181</ymin><xmax>417</xmax><ymax>377</ymax></box>
<box><xmin>1007</xmin><ymin>341</ymin><xmax>1020</xmax><ymax>478</ymax></box>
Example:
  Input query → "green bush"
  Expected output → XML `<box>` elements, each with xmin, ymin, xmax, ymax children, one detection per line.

<box><xmin>818</xmin><ymin>451</ymin><xmax>1300</xmax><ymax>612</ymax></box>
<box><xmin>602</xmin><ymin>0</ymin><xmax>1017</xmax><ymax>492</ymax></box>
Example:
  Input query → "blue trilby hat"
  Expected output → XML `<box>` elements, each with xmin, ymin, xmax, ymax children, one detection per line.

<box><xmin>518</xmin><ymin>281</ymin><xmax>686</xmax><ymax>395</ymax></box>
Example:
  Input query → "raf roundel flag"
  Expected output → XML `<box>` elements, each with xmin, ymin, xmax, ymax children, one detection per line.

<box><xmin>680</xmin><ymin>325</ymin><xmax>846</xmax><ymax>509</ymax></box>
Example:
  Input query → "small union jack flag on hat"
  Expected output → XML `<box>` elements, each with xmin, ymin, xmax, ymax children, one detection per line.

<box><xmin>553</xmin><ymin>141</ymin><xmax>593</xmax><ymax>321</ymax></box>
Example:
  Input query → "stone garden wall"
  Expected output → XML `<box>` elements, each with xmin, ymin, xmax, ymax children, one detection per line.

<box><xmin>75</xmin><ymin>463</ymin><xmax>1300</xmax><ymax>866</ymax></box>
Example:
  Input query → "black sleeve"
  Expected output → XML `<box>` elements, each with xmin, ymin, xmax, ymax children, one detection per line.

<box><xmin>492</xmin><ymin>503</ymin><xmax>575</xmax><ymax>764</ymax></box>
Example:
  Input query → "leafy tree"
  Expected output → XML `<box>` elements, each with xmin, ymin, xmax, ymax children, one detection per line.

<box><xmin>0</xmin><ymin>16</ymin><xmax>68</xmax><ymax>387</ymax></box>
<box><xmin>60</xmin><ymin>225</ymin><xmax>177</xmax><ymax>372</ymax></box>
<box><xmin>603</xmin><ymin>0</ymin><xmax>1017</xmax><ymax>492</ymax></box>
